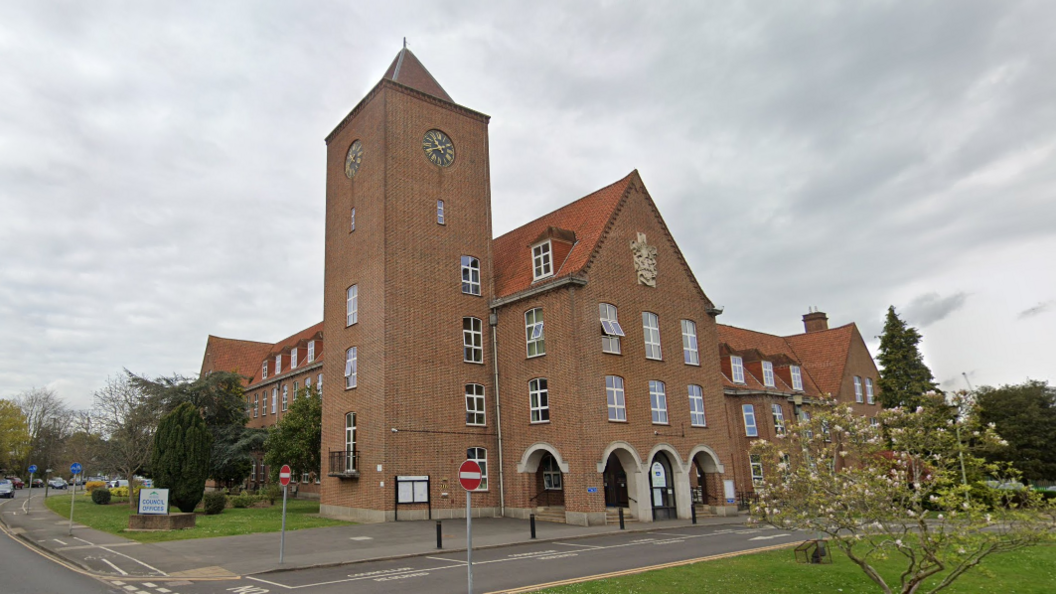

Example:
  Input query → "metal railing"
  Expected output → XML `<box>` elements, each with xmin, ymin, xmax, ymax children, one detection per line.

<box><xmin>327</xmin><ymin>449</ymin><xmax>360</xmax><ymax>477</ymax></box>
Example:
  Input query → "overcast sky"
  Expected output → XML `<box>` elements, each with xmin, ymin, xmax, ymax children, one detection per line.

<box><xmin>2</xmin><ymin>1</ymin><xmax>1054</xmax><ymax>411</ymax></box>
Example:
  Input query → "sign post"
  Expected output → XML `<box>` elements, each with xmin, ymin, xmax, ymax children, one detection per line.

<box><xmin>27</xmin><ymin>465</ymin><xmax>37</xmax><ymax>512</ymax></box>
<box><xmin>459</xmin><ymin>460</ymin><xmax>482</xmax><ymax>594</ymax></box>
<box><xmin>279</xmin><ymin>464</ymin><xmax>291</xmax><ymax>564</ymax></box>
<box><xmin>68</xmin><ymin>462</ymin><xmax>82</xmax><ymax>536</ymax></box>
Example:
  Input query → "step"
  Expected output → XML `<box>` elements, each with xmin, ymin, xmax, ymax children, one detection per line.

<box><xmin>605</xmin><ymin>507</ymin><xmax>636</xmax><ymax>524</ymax></box>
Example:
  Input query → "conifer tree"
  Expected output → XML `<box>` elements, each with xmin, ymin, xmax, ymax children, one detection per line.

<box><xmin>877</xmin><ymin>306</ymin><xmax>939</xmax><ymax>409</ymax></box>
<box><xmin>152</xmin><ymin>402</ymin><xmax>213</xmax><ymax>513</ymax></box>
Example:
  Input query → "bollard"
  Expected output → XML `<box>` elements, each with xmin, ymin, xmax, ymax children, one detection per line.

<box><xmin>436</xmin><ymin>520</ymin><xmax>442</xmax><ymax>549</ymax></box>
<box><xmin>692</xmin><ymin>503</ymin><xmax>697</xmax><ymax>524</ymax></box>
<box><xmin>530</xmin><ymin>513</ymin><xmax>537</xmax><ymax>539</ymax></box>
<box><xmin>618</xmin><ymin>507</ymin><xmax>625</xmax><ymax>530</ymax></box>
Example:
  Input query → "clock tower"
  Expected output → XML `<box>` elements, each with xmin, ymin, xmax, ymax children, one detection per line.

<box><xmin>320</xmin><ymin>48</ymin><xmax>497</xmax><ymax>521</ymax></box>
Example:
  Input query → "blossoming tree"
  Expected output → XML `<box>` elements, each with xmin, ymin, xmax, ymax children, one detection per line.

<box><xmin>749</xmin><ymin>398</ymin><xmax>1055</xmax><ymax>594</ymax></box>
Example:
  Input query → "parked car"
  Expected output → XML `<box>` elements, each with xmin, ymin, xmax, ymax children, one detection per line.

<box><xmin>31</xmin><ymin>478</ymin><xmax>44</xmax><ymax>488</ymax></box>
<box><xmin>108</xmin><ymin>479</ymin><xmax>129</xmax><ymax>489</ymax></box>
<box><xmin>4</xmin><ymin>476</ymin><xmax>24</xmax><ymax>489</ymax></box>
<box><xmin>71</xmin><ymin>476</ymin><xmax>86</xmax><ymax>486</ymax></box>
<box><xmin>47</xmin><ymin>478</ymin><xmax>68</xmax><ymax>490</ymax></box>
<box><xmin>87</xmin><ymin>476</ymin><xmax>106</xmax><ymax>483</ymax></box>
<box><xmin>0</xmin><ymin>480</ymin><xmax>14</xmax><ymax>498</ymax></box>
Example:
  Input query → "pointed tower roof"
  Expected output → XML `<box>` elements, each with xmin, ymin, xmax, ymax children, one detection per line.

<box><xmin>382</xmin><ymin>47</ymin><xmax>453</xmax><ymax>103</ymax></box>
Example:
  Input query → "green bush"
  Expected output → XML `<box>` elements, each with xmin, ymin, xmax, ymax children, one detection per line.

<box><xmin>231</xmin><ymin>494</ymin><xmax>256</xmax><ymax>508</ymax></box>
<box><xmin>91</xmin><ymin>488</ymin><xmax>112</xmax><ymax>505</ymax></box>
<box><xmin>109</xmin><ymin>486</ymin><xmax>129</xmax><ymax>497</ymax></box>
<box><xmin>203</xmin><ymin>491</ymin><xmax>227</xmax><ymax>515</ymax></box>
<box><xmin>265</xmin><ymin>483</ymin><xmax>282</xmax><ymax>505</ymax></box>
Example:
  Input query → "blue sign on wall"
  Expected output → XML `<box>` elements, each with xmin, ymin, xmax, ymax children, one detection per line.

<box><xmin>28</xmin><ymin>465</ymin><xmax>37</xmax><ymax>474</ymax></box>
<box><xmin>587</xmin><ymin>487</ymin><xmax>598</xmax><ymax>493</ymax></box>
<box><xmin>70</xmin><ymin>463</ymin><xmax>82</xmax><ymax>475</ymax></box>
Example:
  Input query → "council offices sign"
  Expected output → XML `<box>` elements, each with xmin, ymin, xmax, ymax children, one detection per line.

<box><xmin>138</xmin><ymin>489</ymin><xmax>170</xmax><ymax>515</ymax></box>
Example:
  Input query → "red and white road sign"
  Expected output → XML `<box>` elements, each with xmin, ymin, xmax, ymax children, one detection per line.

<box><xmin>459</xmin><ymin>460</ymin><xmax>482</xmax><ymax>491</ymax></box>
<box><xmin>279</xmin><ymin>465</ymin><xmax>292</xmax><ymax>487</ymax></box>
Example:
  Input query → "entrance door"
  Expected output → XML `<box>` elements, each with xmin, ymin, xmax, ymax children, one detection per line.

<box><xmin>650</xmin><ymin>452</ymin><xmax>676</xmax><ymax>520</ymax></box>
<box><xmin>602</xmin><ymin>453</ymin><xmax>628</xmax><ymax>507</ymax></box>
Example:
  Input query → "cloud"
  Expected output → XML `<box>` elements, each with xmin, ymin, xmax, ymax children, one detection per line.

<box><xmin>1019</xmin><ymin>300</ymin><xmax>1055</xmax><ymax>319</ymax></box>
<box><xmin>903</xmin><ymin>292</ymin><xmax>970</xmax><ymax>327</ymax></box>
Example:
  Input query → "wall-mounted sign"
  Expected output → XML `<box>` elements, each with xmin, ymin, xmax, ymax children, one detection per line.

<box><xmin>138</xmin><ymin>489</ymin><xmax>170</xmax><ymax>515</ymax></box>
<box><xmin>397</xmin><ymin>476</ymin><xmax>429</xmax><ymax>503</ymax></box>
<box><xmin>724</xmin><ymin>479</ymin><xmax>735</xmax><ymax>505</ymax></box>
<box><xmin>587</xmin><ymin>487</ymin><xmax>598</xmax><ymax>493</ymax></box>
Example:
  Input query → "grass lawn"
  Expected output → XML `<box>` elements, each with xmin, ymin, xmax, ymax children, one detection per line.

<box><xmin>44</xmin><ymin>491</ymin><xmax>350</xmax><ymax>543</ymax></box>
<box><xmin>540</xmin><ymin>542</ymin><xmax>1056</xmax><ymax>594</ymax></box>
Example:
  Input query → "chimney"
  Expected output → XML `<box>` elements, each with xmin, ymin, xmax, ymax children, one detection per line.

<box><xmin>802</xmin><ymin>308</ymin><xmax>829</xmax><ymax>333</ymax></box>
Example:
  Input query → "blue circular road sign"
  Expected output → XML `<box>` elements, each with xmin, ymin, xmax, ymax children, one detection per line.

<box><xmin>70</xmin><ymin>463</ymin><xmax>82</xmax><ymax>475</ymax></box>
<box><xmin>28</xmin><ymin>465</ymin><xmax>37</xmax><ymax>474</ymax></box>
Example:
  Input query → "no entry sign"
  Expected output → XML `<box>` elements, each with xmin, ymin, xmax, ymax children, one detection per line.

<box><xmin>279</xmin><ymin>465</ymin><xmax>292</xmax><ymax>487</ymax></box>
<box><xmin>459</xmin><ymin>460</ymin><xmax>482</xmax><ymax>491</ymax></box>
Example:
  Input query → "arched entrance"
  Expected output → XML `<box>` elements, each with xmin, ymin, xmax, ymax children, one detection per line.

<box><xmin>649</xmin><ymin>451</ymin><xmax>677</xmax><ymax>520</ymax></box>
<box><xmin>689</xmin><ymin>445</ymin><xmax>726</xmax><ymax>513</ymax></box>
<box><xmin>602</xmin><ymin>452</ymin><xmax>628</xmax><ymax>508</ymax></box>
<box><xmin>534</xmin><ymin>452</ymin><xmax>565</xmax><ymax>507</ymax></box>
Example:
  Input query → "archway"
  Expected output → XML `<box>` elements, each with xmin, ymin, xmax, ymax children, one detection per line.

<box><xmin>649</xmin><ymin>451</ymin><xmax>677</xmax><ymax>520</ymax></box>
<box><xmin>602</xmin><ymin>452</ymin><xmax>628</xmax><ymax>508</ymax></box>
<box><xmin>689</xmin><ymin>445</ymin><xmax>725</xmax><ymax>510</ymax></box>
<box><xmin>534</xmin><ymin>452</ymin><xmax>565</xmax><ymax>508</ymax></box>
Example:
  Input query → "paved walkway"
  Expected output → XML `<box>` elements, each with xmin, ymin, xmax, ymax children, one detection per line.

<box><xmin>0</xmin><ymin>494</ymin><xmax>748</xmax><ymax>579</ymax></box>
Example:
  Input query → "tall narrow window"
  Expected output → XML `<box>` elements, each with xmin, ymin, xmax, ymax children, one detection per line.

<box><xmin>542</xmin><ymin>455</ymin><xmax>562</xmax><ymax>490</ymax></box>
<box><xmin>437</xmin><ymin>200</ymin><xmax>445</xmax><ymax>225</ymax></box>
<box><xmin>308</xmin><ymin>340</ymin><xmax>315</xmax><ymax>362</ymax></box>
<box><xmin>293</xmin><ymin>381</ymin><xmax>298</xmax><ymax>399</ymax></box>
<box><xmin>290</xmin><ymin>348</ymin><xmax>298</xmax><ymax>369</ymax></box>
<box><xmin>525</xmin><ymin>308</ymin><xmax>545</xmax><ymax>357</ymax></box>
<box><xmin>749</xmin><ymin>454</ymin><xmax>764</xmax><ymax>486</ymax></box>
<box><xmin>461</xmin><ymin>256</ymin><xmax>480</xmax><ymax>295</ymax></box>
<box><xmin>282</xmin><ymin>385</ymin><xmax>288</xmax><ymax>411</ymax></box>
<box><xmin>790</xmin><ymin>365</ymin><xmax>803</xmax><ymax>390</ymax></box>
<box><xmin>771</xmin><ymin>403</ymin><xmax>786</xmax><ymax>435</ymax></box>
<box><xmin>350</xmin><ymin>207</ymin><xmax>355</xmax><ymax>231</ymax></box>
<box><xmin>599</xmin><ymin>303</ymin><xmax>624</xmax><ymax>354</ymax></box>
<box><xmin>346</xmin><ymin>285</ymin><xmax>358</xmax><ymax>326</ymax></box>
<box><xmin>731</xmin><ymin>355</ymin><xmax>745</xmax><ymax>383</ymax></box>
<box><xmin>262</xmin><ymin>361</ymin><xmax>268</xmax><ymax>379</ymax></box>
<box><xmin>305</xmin><ymin>376</ymin><xmax>312</xmax><ymax>391</ymax></box>
<box><xmin>681</xmin><ymin>320</ymin><xmax>699</xmax><ymax>365</ymax></box>
<box><xmin>463</xmin><ymin>317</ymin><xmax>483</xmax><ymax>363</ymax></box>
<box><xmin>742</xmin><ymin>404</ymin><xmax>758</xmax><ymax>437</ymax></box>
<box><xmin>465</xmin><ymin>384</ymin><xmax>485</xmax><ymax>426</ymax></box>
<box><xmin>253</xmin><ymin>394</ymin><xmax>259</xmax><ymax>418</ymax></box>
<box><xmin>467</xmin><ymin>447</ymin><xmax>488</xmax><ymax>490</ymax></box>
<box><xmin>529</xmin><ymin>378</ymin><xmax>549</xmax><ymax>423</ymax></box>
<box><xmin>344</xmin><ymin>412</ymin><xmax>357</xmax><ymax>472</ymax></box>
<box><xmin>650</xmin><ymin>380</ymin><xmax>668</xmax><ymax>424</ymax></box>
<box><xmin>800</xmin><ymin>410</ymin><xmax>814</xmax><ymax>439</ymax></box>
<box><xmin>317</xmin><ymin>373</ymin><xmax>322</xmax><ymax>392</ymax></box>
<box><xmin>344</xmin><ymin>347</ymin><xmax>357</xmax><ymax>389</ymax></box>
<box><xmin>606</xmin><ymin>376</ymin><xmax>626</xmax><ymax>421</ymax></box>
<box><xmin>532</xmin><ymin>241</ymin><xmax>553</xmax><ymax>280</ymax></box>
<box><xmin>688</xmin><ymin>384</ymin><xmax>706</xmax><ymax>427</ymax></box>
<box><xmin>261</xmin><ymin>392</ymin><xmax>267</xmax><ymax>417</ymax></box>
<box><xmin>642</xmin><ymin>312</ymin><xmax>662</xmax><ymax>360</ymax></box>
<box><xmin>275</xmin><ymin>354</ymin><xmax>282</xmax><ymax>375</ymax></box>
<box><xmin>762</xmin><ymin>361</ymin><xmax>775</xmax><ymax>387</ymax></box>
<box><xmin>854</xmin><ymin>376</ymin><xmax>863</xmax><ymax>403</ymax></box>
<box><xmin>272</xmin><ymin>387</ymin><xmax>278</xmax><ymax>414</ymax></box>
<box><xmin>866</xmin><ymin>378</ymin><xmax>875</xmax><ymax>404</ymax></box>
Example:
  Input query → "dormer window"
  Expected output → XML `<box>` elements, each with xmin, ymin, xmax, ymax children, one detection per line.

<box><xmin>762</xmin><ymin>361</ymin><xmax>775</xmax><ymax>387</ymax></box>
<box><xmin>532</xmin><ymin>241</ymin><xmax>553</xmax><ymax>280</ymax></box>
<box><xmin>731</xmin><ymin>355</ymin><xmax>745</xmax><ymax>384</ymax></box>
<box><xmin>308</xmin><ymin>340</ymin><xmax>315</xmax><ymax>362</ymax></box>
<box><xmin>275</xmin><ymin>354</ymin><xmax>282</xmax><ymax>375</ymax></box>
<box><xmin>290</xmin><ymin>348</ymin><xmax>298</xmax><ymax>369</ymax></box>
<box><xmin>791</xmin><ymin>365</ymin><xmax>803</xmax><ymax>391</ymax></box>
<box><xmin>262</xmin><ymin>361</ymin><xmax>268</xmax><ymax>379</ymax></box>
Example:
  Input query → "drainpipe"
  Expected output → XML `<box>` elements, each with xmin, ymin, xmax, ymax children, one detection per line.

<box><xmin>490</xmin><ymin>310</ymin><xmax>505</xmax><ymax>516</ymax></box>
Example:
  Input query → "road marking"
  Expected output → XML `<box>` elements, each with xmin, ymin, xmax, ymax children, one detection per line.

<box><xmin>426</xmin><ymin>556</ymin><xmax>465</xmax><ymax>563</ymax></box>
<box><xmin>74</xmin><ymin>536</ymin><xmax>168</xmax><ymax>576</ymax></box>
<box><xmin>54</xmin><ymin>538</ymin><xmax>68</xmax><ymax>545</ymax></box>
<box><xmin>123</xmin><ymin>585</ymin><xmax>139</xmax><ymax>591</ymax></box>
<box><xmin>102</xmin><ymin>558</ymin><xmax>129</xmax><ymax>575</ymax></box>
<box><xmin>143</xmin><ymin>583</ymin><xmax>157</xmax><ymax>588</ymax></box>
<box><xmin>348</xmin><ymin>536</ymin><xmax>372</xmax><ymax>541</ymax></box>
<box><xmin>749</xmin><ymin>533</ymin><xmax>791</xmax><ymax>541</ymax></box>
<box><xmin>553</xmin><ymin>542</ymin><xmax>604</xmax><ymax>549</ymax></box>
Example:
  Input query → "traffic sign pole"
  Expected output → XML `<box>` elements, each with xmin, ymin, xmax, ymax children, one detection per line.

<box><xmin>279</xmin><ymin>464</ymin><xmax>291</xmax><ymax>564</ymax></box>
<box><xmin>68</xmin><ymin>463</ymin><xmax>82</xmax><ymax>536</ymax></box>
<box><xmin>458</xmin><ymin>459</ymin><xmax>482</xmax><ymax>594</ymax></box>
<box><xmin>27</xmin><ymin>471</ymin><xmax>34</xmax><ymax>512</ymax></box>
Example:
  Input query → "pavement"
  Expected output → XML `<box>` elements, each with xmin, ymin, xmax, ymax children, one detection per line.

<box><xmin>0</xmin><ymin>491</ymin><xmax>750</xmax><ymax>580</ymax></box>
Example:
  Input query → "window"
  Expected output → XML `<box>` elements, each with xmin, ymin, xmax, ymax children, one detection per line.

<box><xmin>261</xmin><ymin>392</ymin><xmax>267</xmax><ymax>417</ymax></box>
<box><xmin>529</xmin><ymin>378</ymin><xmax>549</xmax><ymax>423</ymax></box>
<box><xmin>467</xmin><ymin>447</ymin><xmax>488</xmax><ymax>490</ymax></box>
<box><xmin>599</xmin><ymin>303</ymin><xmax>624</xmax><ymax>354</ymax></box>
<box><xmin>870</xmin><ymin>417</ymin><xmax>880</xmax><ymax>427</ymax></box>
<box><xmin>649</xmin><ymin>380</ymin><xmax>668</xmax><ymax>424</ymax></box>
<box><xmin>317</xmin><ymin>373</ymin><xmax>323</xmax><ymax>392</ymax></box>
<box><xmin>772</xmin><ymin>403</ymin><xmax>786</xmax><ymax>435</ymax></box>
<box><xmin>800</xmin><ymin>410</ymin><xmax>814</xmax><ymax>439</ymax></box>
<box><xmin>742</xmin><ymin>404</ymin><xmax>758</xmax><ymax>436</ymax></box>
<box><xmin>251</xmin><ymin>459</ymin><xmax>256</xmax><ymax>482</ymax></box>
<box><xmin>262</xmin><ymin>361</ymin><xmax>268</xmax><ymax>379</ymax></box>
<box><xmin>463</xmin><ymin>317</ymin><xmax>483</xmax><ymax>363</ymax></box>
<box><xmin>688</xmin><ymin>384</ymin><xmax>706</xmax><ymax>427</ymax></box>
<box><xmin>642</xmin><ymin>312</ymin><xmax>662</xmax><ymax>360</ymax></box>
<box><xmin>344</xmin><ymin>347</ymin><xmax>357</xmax><ymax>389</ymax></box>
<box><xmin>305</xmin><ymin>376</ymin><xmax>312</xmax><ymax>392</ymax></box>
<box><xmin>731</xmin><ymin>355</ymin><xmax>745</xmax><ymax>383</ymax></box>
<box><xmin>606</xmin><ymin>376</ymin><xmax>626</xmax><ymax>421</ymax></box>
<box><xmin>253</xmin><ymin>394</ymin><xmax>259</xmax><ymax>418</ymax></box>
<box><xmin>854</xmin><ymin>376</ymin><xmax>863</xmax><ymax>403</ymax></box>
<box><xmin>461</xmin><ymin>256</ymin><xmax>480</xmax><ymax>296</ymax></box>
<box><xmin>282</xmin><ymin>385</ymin><xmax>288</xmax><ymax>411</ymax></box>
<box><xmin>344</xmin><ymin>412</ymin><xmax>357</xmax><ymax>472</ymax></box>
<box><xmin>790</xmin><ymin>365</ymin><xmax>803</xmax><ymax>391</ymax></box>
<box><xmin>302</xmin><ymin>472</ymin><xmax>310</xmax><ymax>483</ymax></box>
<box><xmin>681</xmin><ymin>320</ymin><xmax>699</xmax><ymax>365</ymax></box>
<box><xmin>749</xmin><ymin>454</ymin><xmax>764</xmax><ymax>487</ymax></box>
<box><xmin>866</xmin><ymin>378</ymin><xmax>875</xmax><ymax>404</ymax></box>
<box><xmin>762</xmin><ymin>361</ymin><xmax>775</xmax><ymax>387</ymax></box>
<box><xmin>525</xmin><ymin>308</ymin><xmax>545</xmax><ymax>357</ymax></box>
<box><xmin>272</xmin><ymin>387</ymin><xmax>278</xmax><ymax>414</ymax></box>
<box><xmin>290</xmin><ymin>348</ymin><xmax>298</xmax><ymax>370</ymax></box>
<box><xmin>542</xmin><ymin>455</ymin><xmax>562</xmax><ymax>490</ymax></box>
<box><xmin>275</xmin><ymin>354</ymin><xmax>282</xmax><ymax>375</ymax></box>
<box><xmin>308</xmin><ymin>340</ymin><xmax>315</xmax><ymax>362</ymax></box>
<box><xmin>293</xmin><ymin>381</ymin><xmax>298</xmax><ymax>399</ymax></box>
<box><xmin>437</xmin><ymin>200</ymin><xmax>445</xmax><ymax>225</ymax></box>
<box><xmin>346</xmin><ymin>285</ymin><xmax>358</xmax><ymax>326</ymax></box>
<box><xmin>465</xmin><ymin>384</ymin><xmax>485</xmax><ymax>426</ymax></box>
<box><xmin>532</xmin><ymin>241</ymin><xmax>553</xmax><ymax>280</ymax></box>
<box><xmin>350</xmin><ymin>207</ymin><xmax>355</xmax><ymax>231</ymax></box>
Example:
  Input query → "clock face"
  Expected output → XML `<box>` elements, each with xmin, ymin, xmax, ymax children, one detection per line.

<box><xmin>422</xmin><ymin>129</ymin><xmax>455</xmax><ymax>167</ymax></box>
<box><xmin>344</xmin><ymin>140</ymin><xmax>363</xmax><ymax>179</ymax></box>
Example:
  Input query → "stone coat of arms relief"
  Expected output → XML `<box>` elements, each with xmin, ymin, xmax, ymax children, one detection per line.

<box><xmin>630</xmin><ymin>232</ymin><xmax>657</xmax><ymax>287</ymax></box>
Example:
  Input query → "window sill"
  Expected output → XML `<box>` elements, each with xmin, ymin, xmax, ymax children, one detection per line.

<box><xmin>684</xmin><ymin>361</ymin><xmax>700</xmax><ymax>367</ymax></box>
<box><xmin>745</xmin><ymin>433</ymin><xmax>758</xmax><ymax>438</ymax></box>
<box><xmin>463</xmin><ymin>360</ymin><xmax>485</xmax><ymax>365</ymax></box>
<box><xmin>602</xmin><ymin>350</ymin><xmax>622</xmax><ymax>356</ymax></box>
<box><xmin>691</xmin><ymin>424</ymin><xmax>707</xmax><ymax>428</ymax></box>
<box><xmin>466</xmin><ymin>424</ymin><xmax>487</xmax><ymax>428</ymax></box>
<box><xmin>652</xmin><ymin>422</ymin><xmax>670</xmax><ymax>426</ymax></box>
<box><xmin>526</xmin><ymin>353</ymin><xmax>546</xmax><ymax>359</ymax></box>
<box><xmin>530</xmin><ymin>420</ymin><xmax>550</xmax><ymax>425</ymax></box>
<box><xmin>607</xmin><ymin>419</ymin><xmax>628</xmax><ymax>423</ymax></box>
<box><xmin>645</xmin><ymin>357</ymin><xmax>663</xmax><ymax>362</ymax></box>
<box><xmin>461</xmin><ymin>292</ymin><xmax>482</xmax><ymax>297</ymax></box>
<box><xmin>345</xmin><ymin>385</ymin><xmax>357</xmax><ymax>390</ymax></box>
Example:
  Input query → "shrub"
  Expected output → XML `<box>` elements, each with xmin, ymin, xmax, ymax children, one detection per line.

<box><xmin>91</xmin><ymin>488</ymin><xmax>112</xmax><ymax>505</ymax></box>
<box><xmin>109</xmin><ymin>486</ymin><xmax>129</xmax><ymax>497</ymax></box>
<box><xmin>265</xmin><ymin>483</ymin><xmax>282</xmax><ymax>505</ymax></box>
<box><xmin>231</xmin><ymin>494</ymin><xmax>255</xmax><ymax>508</ymax></box>
<box><xmin>85</xmin><ymin>481</ymin><xmax>107</xmax><ymax>493</ymax></box>
<box><xmin>152</xmin><ymin>402</ymin><xmax>213</xmax><ymax>513</ymax></box>
<box><xmin>203</xmin><ymin>491</ymin><xmax>227</xmax><ymax>515</ymax></box>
